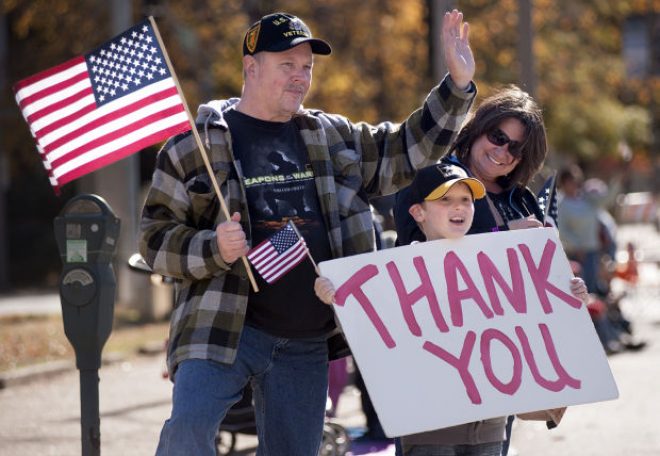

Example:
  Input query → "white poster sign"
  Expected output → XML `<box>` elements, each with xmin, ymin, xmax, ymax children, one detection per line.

<box><xmin>319</xmin><ymin>228</ymin><xmax>618</xmax><ymax>437</ymax></box>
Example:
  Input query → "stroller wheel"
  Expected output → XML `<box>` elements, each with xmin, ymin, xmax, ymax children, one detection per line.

<box><xmin>319</xmin><ymin>421</ymin><xmax>350</xmax><ymax>456</ymax></box>
<box><xmin>215</xmin><ymin>430</ymin><xmax>236</xmax><ymax>455</ymax></box>
<box><xmin>319</xmin><ymin>424</ymin><xmax>339</xmax><ymax>456</ymax></box>
<box><xmin>325</xmin><ymin>421</ymin><xmax>350</xmax><ymax>455</ymax></box>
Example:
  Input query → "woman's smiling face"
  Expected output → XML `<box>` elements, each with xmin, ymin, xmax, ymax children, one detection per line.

<box><xmin>468</xmin><ymin>117</ymin><xmax>526</xmax><ymax>187</ymax></box>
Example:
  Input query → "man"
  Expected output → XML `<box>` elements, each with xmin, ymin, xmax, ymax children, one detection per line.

<box><xmin>140</xmin><ymin>10</ymin><xmax>476</xmax><ymax>455</ymax></box>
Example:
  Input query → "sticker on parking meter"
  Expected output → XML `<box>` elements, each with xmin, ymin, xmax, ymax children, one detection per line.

<box><xmin>66</xmin><ymin>239</ymin><xmax>87</xmax><ymax>263</ymax></box>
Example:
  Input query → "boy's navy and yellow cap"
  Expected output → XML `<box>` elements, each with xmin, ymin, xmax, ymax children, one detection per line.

<box><xmin>243</xmin><ymin>12</ymin><xmax>332</xmax><ymax>56</ymax></box>
<box><xmin>409</xmin><ymin>164</ymin><xmax>486</xmax><ymax>204</ymax></box>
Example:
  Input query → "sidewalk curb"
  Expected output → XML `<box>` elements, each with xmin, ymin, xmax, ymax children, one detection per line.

<box><xmin>0</xmin><ymin>351</ymin><xmax>142</xmax><ymax>390</ymax></box>
<box><xmin>0</xmin><ymin>359</ymin><xmax>74</xmax><ymax>389</ymax></box>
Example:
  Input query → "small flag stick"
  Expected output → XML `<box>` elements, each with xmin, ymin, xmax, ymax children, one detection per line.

<box><xmin>286</xmin><ymin>220</ymin><xmax>320</xmax><ymax>276</ymax></box>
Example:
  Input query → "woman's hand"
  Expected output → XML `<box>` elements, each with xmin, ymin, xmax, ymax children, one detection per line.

<box><xmin>570</xmin><ymin>277</ymin><xmax>590</xmax><ymax>305</ymax></box>
<box><xmin>507</xmin><ymin>215</ymin><xmax>543</xmax><ymax>230</ymax></box>
<box><xmin>315</xmin><ymin>276</ymin><xmax>336</xmax><ymax>305</ymax></box>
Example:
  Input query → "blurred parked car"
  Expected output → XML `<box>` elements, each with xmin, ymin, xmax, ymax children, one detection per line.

<box><xmin>615</xmin><ymin>192</ymin><xmax>659</xmax><ymax>230</ymax></box>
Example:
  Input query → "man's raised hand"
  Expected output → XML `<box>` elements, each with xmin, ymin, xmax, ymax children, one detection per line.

<box><xmin>442</xmin><ymin>9</ymin><xmax>475</xmax><ymax>90</ymax></box>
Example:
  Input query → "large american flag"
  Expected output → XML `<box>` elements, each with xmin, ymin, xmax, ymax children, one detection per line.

<box><xmin>13</xmin><ymin>18</ymin><xmax>191</xmax><ymax>190</ymax></box>
<box><xmin>537</xmin><ymin>173</ymin><xmax>558</xmax><ymax>228</ymax></box>
<box><xmin>247</xmin><ymin>221</ymin><xmax>309</xmax><ymax>284</ymax></box>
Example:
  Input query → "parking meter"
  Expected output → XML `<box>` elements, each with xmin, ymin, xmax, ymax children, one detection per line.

<box><xmin>54</xmin><ymin>194</ymin><xmax>120</xmax><ymax>456</ymax></box>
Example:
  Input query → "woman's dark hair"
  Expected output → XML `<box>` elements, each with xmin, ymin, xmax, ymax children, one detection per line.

<box><xmin>448</xmin><ymin>85</ymin><xmax>547</xmax><ymax>190</ymax></box>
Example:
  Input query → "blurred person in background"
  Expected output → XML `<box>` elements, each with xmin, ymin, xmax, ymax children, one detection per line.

<box><xmin>556</xmin><ymin>166</ymin><xmax>622</xmax><ymax>296</ymax></box>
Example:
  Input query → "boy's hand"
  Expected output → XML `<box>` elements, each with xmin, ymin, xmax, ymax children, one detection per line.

<box><xmin>315</xmin><ymin>277</ymin><xmax>336</xmax><ymax>305</ymax></box>
<box><xmin>570</xmin><ymin>277</ymin><xmax>589</xmax><ymax>304</ymax></box>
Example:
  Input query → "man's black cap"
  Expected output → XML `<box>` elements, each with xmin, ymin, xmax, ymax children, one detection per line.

<box><xmin>243</xmin><ymin>12</ymin><xmax>332</xmax><ymax>56</ymax></box>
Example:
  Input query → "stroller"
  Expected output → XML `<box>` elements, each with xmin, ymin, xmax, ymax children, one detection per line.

<box><xmin>128</xmin><ymin>254</ymin><xmax>350</xmax><ymax>455</ymax></box>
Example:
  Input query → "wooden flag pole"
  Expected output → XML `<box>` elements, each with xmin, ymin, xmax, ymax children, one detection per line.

<box><xmin>287</xmin><ymin>220</ymin><xmax>320</xmax><ymax>276</ymax></box>
<box><xmin>149</xmin><ymin>17</ymin><xmax>259</xmax><ymax>292</ymax></box>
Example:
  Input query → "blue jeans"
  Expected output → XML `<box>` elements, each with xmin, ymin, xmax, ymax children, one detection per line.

<box><xmin>156</xmin><ymin>325</ymin><xmax>329</xmax><ymax>455</ymax></box>
<box><xmin>580</xmin><ymin>250</ymin><xmax>601</xmax><ymax>295</ymax></box>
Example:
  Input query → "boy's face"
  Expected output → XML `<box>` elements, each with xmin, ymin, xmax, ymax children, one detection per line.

<box><xmin>409</xmin><ymin>182</ymin><xmax>475</xmax><ymax>240</ymax></box>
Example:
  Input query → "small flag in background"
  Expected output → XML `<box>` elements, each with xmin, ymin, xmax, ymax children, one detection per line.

<box><xmin>247</xmin><ymin>221</ymin><xmax>308</xmax><ymax>284</ymax></box>
<box><xmin>537</xmin><ymin>173</ymin><xmax>558</xmax><ymax>228</ymax></box>
<box><xmin>13</xmin><ymin>18</ymin><xmax>191</xmax><ymax>191</ymax></box>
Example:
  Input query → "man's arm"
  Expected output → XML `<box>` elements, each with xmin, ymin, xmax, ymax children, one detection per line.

<box><xmin>139</xmin><ymin>134</ymin><xmax>233</xmax><ymax>280</ymax></box>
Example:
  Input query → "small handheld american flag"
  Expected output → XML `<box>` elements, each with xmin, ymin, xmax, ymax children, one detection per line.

<box><xmin>537</xmin><ymin>172</ymin><xmax>558</xmax><ymax>228</ymax></box>
<box><xmin>13</xmin><ymin>18</ymin><xmax>191</xmax><ymax>191</ymax></box>
<box><xmin>247</xmin><ymin>221</ymin><xmax>309</xmax><ymax>284</ymax></box>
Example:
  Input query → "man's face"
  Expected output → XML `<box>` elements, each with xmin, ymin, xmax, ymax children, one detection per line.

<box><xmin>250</xmin><ymin>44</ymin><xmax>313</xmax><ymax>121</ymax></box>
<box><xmin>409</xmin><ymin>182</ymin><xmax>475</xmax><ymax>240</ymax></box>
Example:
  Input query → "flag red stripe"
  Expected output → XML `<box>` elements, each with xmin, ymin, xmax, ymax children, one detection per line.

<box><xmin>249</xmin><ymin>244</ymin><xmax>276</xmax><ymax>265</ymax></box>
<box><xmin>266</xmin><ymin>255</ymin><xmax>307</xmax><ymax>283</ymax></box>
<box><xmin>259</xmin><ymin>241</ymin><xmax>306</xmax><ymax>277</ymax></box>
<box><xmin>263</xmin><ymin>247</ymin><xmax>307</xmax><ymax>283</ymax></box>
<box><xmin>252</xmin><ymin>251</ymin><xmax>278</xmax><ymax>270</ymax></box>
<box><xmin>26</xmin><ymin>86</ymin><xmax>94</xmax><ymax>124</ymax></box>
<box><xmin>18</xmin><ymin>71</ymin><xmax>89</xmax><ymax>111</ymax></box>
<box><xmin>50</xmin><ymin>105</ymin><xmax>187</xmax><ymax>168</ymax></box>
<box><xmin>248</xmin><ymin>238</ymin><xmax>276</xmax><ymax>258</ymax></box>
<box><xmin>56</xmin><ymin>123</ymin><xmax>190</xmax><ymax>186</ymax></box>
<box><xmin>34</xmin><ymin>103</ymin><xmax>97</xmax><ymax>138</ymax></box>
<box><xmin>259</xmin><ymin>249</ymin><xmax>296</xmax><ymax>276</ymax></box>
<box><xmin>41</xmin><ymin>87</ymin><xmax>181</xmax><ymax>153</ymax></box>
<box><xmin>13</xmin><ymin>56</ymin><xmax>86</xmax><ymax>92</ymax></box>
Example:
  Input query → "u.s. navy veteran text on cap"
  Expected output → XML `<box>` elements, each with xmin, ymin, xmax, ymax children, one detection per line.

<box><xmin>243</xmin><ymin>12</ymin><xmax>331</xmax><ymax>56</ymax></box>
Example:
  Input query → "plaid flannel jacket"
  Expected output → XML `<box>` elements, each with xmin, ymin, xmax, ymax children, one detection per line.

<box><xmin>139</xmin><ymin>74</ymin><xmax>475</xmax><ymax>377</ymax></box>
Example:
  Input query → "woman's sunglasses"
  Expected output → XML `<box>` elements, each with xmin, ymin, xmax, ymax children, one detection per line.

<box><xmin>486</xmin><ymin>128</ymin><xmax>522</xmax><ymax>159</ymax></box>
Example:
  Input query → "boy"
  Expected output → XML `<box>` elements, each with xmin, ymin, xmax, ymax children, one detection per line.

<box><xmin>315</xmin><ymin>163</ymin><xmax>588</xmax><ymax>455</ymax></box>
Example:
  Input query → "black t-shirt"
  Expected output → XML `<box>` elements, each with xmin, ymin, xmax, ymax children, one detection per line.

<box><xmin>225</xmin><ymin>109</ymin><xmax>335</xmax><ymax>338</ymax></box>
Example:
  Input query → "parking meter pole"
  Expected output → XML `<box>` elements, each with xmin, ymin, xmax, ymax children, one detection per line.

<box><xmin>80</xmin><ymin>369</ymin><xmax>101</xmax><ymax>455</ymax></box>
<box><xmin>54</xmin><ymin>194</ymin><xmax>120</xmax><ymax>456</ymax></box>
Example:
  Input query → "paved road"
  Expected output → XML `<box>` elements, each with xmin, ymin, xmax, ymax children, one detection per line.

<box><xmin>509</xmin><ymin>223</ymin><xmax>660</xmax><ymax>455</ymax></box>
<box><xmin>0</xmin><ymin>351</ymin><xmax>393</xmax><ymax>456</ymax></box>
<box><xmin>1</xmin><ymin>224</ymin><xmax>658</xmax><ymax>455</ymax></box>
<box><xmin>510</xmin><ymin>294</ymin><xmax>660</xmax><ymax>455</ymax></box>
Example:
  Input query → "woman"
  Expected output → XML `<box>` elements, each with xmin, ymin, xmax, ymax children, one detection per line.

<box><xmin>394</xmin><ymin>85</ymin><xmax>552</xmax><ymax>456</ymax></box>
<box><xmin>395</xmin><ymin>85</ymin><xmax>547</xmax><ymax>246</ymax></box>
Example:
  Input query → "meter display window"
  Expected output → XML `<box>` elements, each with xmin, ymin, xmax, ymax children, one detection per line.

<box><xmin>66</xmin><ymin>239</ymin><xmax>88</xmax><ymax>262</ymax></box>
